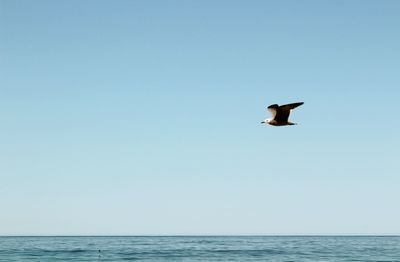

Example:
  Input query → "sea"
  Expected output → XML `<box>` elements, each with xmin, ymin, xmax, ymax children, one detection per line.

<box><xmin>0</xmin><ymin>236</ymin><xmax>399</xmax><ymax>261</ymax></box>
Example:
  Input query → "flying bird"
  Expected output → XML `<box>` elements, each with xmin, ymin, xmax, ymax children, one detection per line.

<box><xmin>261</xmin><ymin>102</ymin><xmax>304</xmax><ymax>126</ymax></box>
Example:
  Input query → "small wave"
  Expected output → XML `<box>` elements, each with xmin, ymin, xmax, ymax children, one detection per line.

<box><xmin>39</xmin><ymin>248</ymin><xmax>88</xmax><ymax>253</ymax></box>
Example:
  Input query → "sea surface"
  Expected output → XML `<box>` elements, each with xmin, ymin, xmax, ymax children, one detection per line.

<box><xmin>0</xmin><ymin>236</ymin><xmax>399</xmax><ymax>261</ymax></box>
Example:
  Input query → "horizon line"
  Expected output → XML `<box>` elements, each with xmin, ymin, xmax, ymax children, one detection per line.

<box><xmin>1</xmin><ymin>234</ymin><xmax>399</xmax><ymax>237</ymax></box>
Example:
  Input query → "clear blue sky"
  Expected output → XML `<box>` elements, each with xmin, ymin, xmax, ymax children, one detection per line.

<box><xmin>1</xmin><ymin>0</ymin><xmax>399</xmax><ymax>235</ymax></box>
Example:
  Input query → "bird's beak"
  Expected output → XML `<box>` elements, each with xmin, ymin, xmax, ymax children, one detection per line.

<box><xmin>261</xmin><ymin>121</ymin><xmax>265</xmax><ymax>124</ymax></box>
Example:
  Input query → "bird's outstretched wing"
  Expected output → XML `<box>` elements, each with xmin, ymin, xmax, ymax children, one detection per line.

<box><xmin>275</xmin><ymin>102</ymin><xmax>304</xmax><ymax>122</ymax></box>
<box><xmin>280</xmin><ymin>102</ymin><xmax>304</xmax><ymax>110</ymax></box>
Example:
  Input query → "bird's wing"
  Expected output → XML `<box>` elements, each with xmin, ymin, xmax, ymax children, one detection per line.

<box><xmin>280</xmin><ymin>102</ymin><xmax>304</xmax><ymax>110</ymax></box>
<box><xmin>267</xmin><ymin>104</ymin><xmax>279</xmax><ymax>120</ymax></box>
<box><xmin>275</xmin><ymin>102</ymin><xmax>304</xmax><ymax>122</ymax></box>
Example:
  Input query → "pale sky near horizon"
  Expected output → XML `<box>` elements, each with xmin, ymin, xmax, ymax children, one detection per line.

<box><xmin>1</xmin><ymin>0</ymin><xmax>400</xmax><ymax>235</ymax></box>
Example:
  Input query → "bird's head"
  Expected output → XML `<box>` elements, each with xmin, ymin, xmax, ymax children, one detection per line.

<box><xmin>261</xmin><ymin>118</ymin><xmax>271</xmax><ymax>124</ymax></box>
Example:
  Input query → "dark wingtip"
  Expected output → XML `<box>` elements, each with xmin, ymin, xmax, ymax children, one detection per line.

<box><xmin>291</xmin><ymin>102</ymin><xmax>304</xmax><ymax>108</ymax></box>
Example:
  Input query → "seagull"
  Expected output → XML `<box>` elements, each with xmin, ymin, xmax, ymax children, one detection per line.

<box><xmin>261</xmin><ymin>102</ymin><xmax>304</xmax><ymax>126</ymax></box>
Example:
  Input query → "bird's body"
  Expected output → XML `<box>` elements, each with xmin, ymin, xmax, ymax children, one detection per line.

<box><xmin>261</xmin><ymin>102</ymin><xmax>304</xmax><ymax>126</ymax></box>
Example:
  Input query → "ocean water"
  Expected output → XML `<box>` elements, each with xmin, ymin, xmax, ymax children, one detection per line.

<box><xmin>0</xmin><ymin>236</ymin><xmax>399</xmax><ymax>261</ymax></box>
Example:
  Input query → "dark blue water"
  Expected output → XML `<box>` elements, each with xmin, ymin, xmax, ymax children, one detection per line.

<box><xmin>0</xmin><ymin>236</ymin><xmax>399</xmax><ymax>261</ymax></box>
